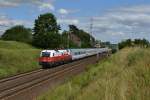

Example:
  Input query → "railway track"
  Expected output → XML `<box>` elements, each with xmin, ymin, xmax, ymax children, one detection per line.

<box><xmin>0</xmin><ymin>55</ymin><xmax>99</xmax><ymax>100</ymax></box>
<box><xmin>0</xmin><ymin>69</ymin><xmax>44</xmax><ymax>83</ymax></box>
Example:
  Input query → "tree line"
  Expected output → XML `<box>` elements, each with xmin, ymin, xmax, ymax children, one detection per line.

<box><xmin>1</xmin><ymin>13</ymin><xmax>94</xmax><ymax>49</ymax></box>
<box><xmin>118</xmin><ymin>39</ymin><xmax>149</xmax><ymax>49</ymax></box>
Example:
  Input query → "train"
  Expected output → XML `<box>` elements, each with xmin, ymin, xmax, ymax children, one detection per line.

<box><xmin>39</xmin><ymin>48</ymin><xmax>110</xmax><ymax>68</ymax></box>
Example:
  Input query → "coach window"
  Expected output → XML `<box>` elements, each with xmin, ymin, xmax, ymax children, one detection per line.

<box><xmin>75</xmin><ymin>52</ymin><xmax>78</xmax><ymax>55</ymax></box>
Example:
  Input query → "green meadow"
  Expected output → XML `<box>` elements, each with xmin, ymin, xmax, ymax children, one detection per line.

<box><xmin>0</xmin><ymin>40</ymin><xmax>41</xmax><ymax>78</ymax></box>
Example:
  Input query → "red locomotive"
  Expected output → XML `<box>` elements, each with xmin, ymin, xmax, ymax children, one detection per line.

<box><xmin>39</xmin><ymin>50</ymin><xmax>71</xmax><ymax>68</ymax></box>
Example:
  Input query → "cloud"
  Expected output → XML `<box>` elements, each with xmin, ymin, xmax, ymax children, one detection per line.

<box><xmin>58</xmin><ymin>9</ymin><xmax>69</xmax><ymax>15</ymax></box>
<box><xmin>0</xmin><ymin>15</ymin><xmax>33</xmax><ymax>35</ymax></box>
<box><xmin>39</xmin><ymin>3</ymin><xmax>55</xmax><ymax>11</ymax></box>
<box><xmin>0</xmin><ymin>0</ymin><xmax>18</xmax><ymax>7</ymax></box>
<box><xmin>0</xmin><ymin>0</ymin><xmax>55</xmax><ymax>11</ymax></box>
<box><xmin>58</xmin><ymin>8</ymin><xmax>80</xmax><ymax>15</ymax></box>
<box><xmin>0</xmin><ymin>0</ymin><xmax>35</xmax><ymax>7</ymax></box>
<box><xmin>0</xmin><ymin>15</ymin><xmax>13</xmax><ymax>27</ymax></box>
<box><xmin>81</xmin><ymin>5</ymin><xmax>150</xmax><ymax>43</ymax></box>
<box><xmin>58</xmin><ymin>19</ymin><xmax>79</xmax><ymax>25</ymax></box>
<box><xmin>0</xmin><ymin>15</ymin><xmax>32</xmax><ymax>26</ymax></box>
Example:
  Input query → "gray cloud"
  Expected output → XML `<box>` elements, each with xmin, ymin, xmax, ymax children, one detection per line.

<box><xmin>0</xmin><ymin>14</ymin><xmax>33</xmax><ymax>35</ymax></box>
<box><xmin>81</xmin><ymin>5</ymin><xmax>150</xmax><ymax>43</ymax></box>
<box><xmin>58</xmin><ymin>18</ymin><xmax>79</xmax><ymax>25</ymax></box>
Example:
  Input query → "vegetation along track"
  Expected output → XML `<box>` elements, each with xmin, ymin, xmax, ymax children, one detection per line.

<box><xmin>0</xmin><ymin>54</ymin><xmax>108</xmax><ymax>100</ymax></box>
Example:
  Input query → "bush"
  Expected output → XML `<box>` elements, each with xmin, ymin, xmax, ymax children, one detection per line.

<box><xmin>1</xmin><ymin>25</ymin><xmax>32</xmax><ymax>43</ymax></box>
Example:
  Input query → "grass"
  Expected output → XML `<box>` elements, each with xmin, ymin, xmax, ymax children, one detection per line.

<box><xmin>0</xmin><ymin>40</ymin><xmax>41</xmax><ymax>78</ymax></box>
<box><xmin>38</xmin><ymin>48</ymin><xmax>150</xmax><ymax>100</ymax></box>
<box><xmin>0</xmin><ymin>40</ymin><xmax>34</xmax><ymax>49</ymax></box>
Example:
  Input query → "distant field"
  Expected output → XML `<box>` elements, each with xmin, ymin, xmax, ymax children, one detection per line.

<box><xmin>0</xmin><ymin>40</ymin><xmax>41</xmax><ymax>78</ymax></box>
<box><xmin>39</xmin><ymin>48</ymin><xmax>150</xmax><ymax>100</ymax></box>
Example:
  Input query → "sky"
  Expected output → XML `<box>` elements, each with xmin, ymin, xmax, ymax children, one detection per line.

<box><xmin>0</xmin><ymin>0</ymin><xmax>150</xmax><ymax>43</ymax></box>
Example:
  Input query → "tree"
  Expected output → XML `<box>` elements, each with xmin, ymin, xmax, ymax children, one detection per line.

<box><xmin>60</xmin><ymin>30</ymin><xmax>78</xmax><ymax>48</ymax></box>
<box><xmin>32</xmin><ymin>13</ymin><xmax>61</xmax><ymax>48</ymax></box>
<box><xmin>61</xmin><ymin>30</ymin><xmax>68</xmax><ymax>48</ymax></box>
<box><xmin>69</xmin><ymin>25</ymin><xmax>95</xmax><ymax>48</ymax></box>
<box><xmin>118</xmin><ymin>38</ymin><xmax>149</xmax><ymax>49</ymax></box>
<box><xmin>1</xmin><ymin>25</ymin><xmax>32</xmax><ymax>43</ymax></box>
<box><xmin>134</xmin><ymin>38</ymin><xmax>149</xmax><ymax>47</ymax></box>
<box><xmin>69</xmin><ymin>25</ymin><xmax>79</xmax><ymax>33</ymax></box>
<box><xmin>118</xmin><ymin>39</ymin><xmax>132</xmax><ymax>49</ymax></box>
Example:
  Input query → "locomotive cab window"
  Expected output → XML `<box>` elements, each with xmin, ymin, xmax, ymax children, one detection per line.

<box><xmin>41</xmin><ymin>52</ymin><xmax>50</xmax><ymax>57</ymax></box>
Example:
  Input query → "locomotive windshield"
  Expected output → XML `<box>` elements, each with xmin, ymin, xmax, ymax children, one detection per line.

<box><xmin>41</xmin><ymin>52</ymin><xmax>50</xmax><ymax>57</ymax></box>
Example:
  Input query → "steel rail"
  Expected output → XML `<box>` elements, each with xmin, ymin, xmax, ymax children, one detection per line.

<box><xmin>0</xmin><ymin>57</ymin><xmax>95</xmax><ymax>99</ymax></box>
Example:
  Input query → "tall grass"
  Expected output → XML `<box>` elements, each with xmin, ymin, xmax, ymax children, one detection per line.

<box><xmin>0</xmin><ymin>40</ymin><xmax>34</xmax><ymax>49</ymax></box>
<box><xmin>0</xmin><ymin>40</ymin><xmax>41</xmax><ymax>78</ymax></box>
<box><xmin>39</xmin><ymin>48</ymin><xmax>150</xmax><ymax>100</ymax></box>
